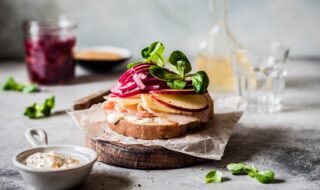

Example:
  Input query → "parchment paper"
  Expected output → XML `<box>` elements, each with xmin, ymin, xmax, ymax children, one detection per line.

<box><xmin>68</xmin><ymin>96</ymin><xmax>246</xmax><ymax>160</ymax></box>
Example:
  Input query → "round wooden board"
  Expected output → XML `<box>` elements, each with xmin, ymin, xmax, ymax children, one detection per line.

<box><xmin>86</xmin><ymin>138</ymin><xmax>210</xmax><ymax>169</ymax></box>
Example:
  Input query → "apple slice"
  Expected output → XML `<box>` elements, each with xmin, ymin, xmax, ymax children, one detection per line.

<box><xmin>140</xmin><ymin>94</ymin><xmax>189</xmax><ymax>114</ymax></box>
<box><xmin>150</xmin><ymin>94</ymin><xmax>208</xmax><ymax>112</ymax></box>
<box><xmin>107</xmin><ymin>95</ymin><xmax>141</xmax><ymax>106</ymax></box>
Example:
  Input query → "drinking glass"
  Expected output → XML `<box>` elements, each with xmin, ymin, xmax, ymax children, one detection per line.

<box><xmin>234</xmin><ymin>42</ymin><xmax>289</xmax><ymax>113</ymax></box>
<box><xmin>23</xmin><ymin>17</ymin><xmax>76</xmax><ymax>85</ymax></box>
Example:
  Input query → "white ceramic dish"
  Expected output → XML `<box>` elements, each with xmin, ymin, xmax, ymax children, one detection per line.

<box><xmin>13</xmin><ymin>128</ymin><xmax>97</xmax><ymax>190</ymax></box>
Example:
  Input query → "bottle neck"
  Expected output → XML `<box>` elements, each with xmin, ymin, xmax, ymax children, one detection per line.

<box><xmin>209</xmin><ymin>0</ymin><xmax>228</xmax><ymax>28</ymax></box>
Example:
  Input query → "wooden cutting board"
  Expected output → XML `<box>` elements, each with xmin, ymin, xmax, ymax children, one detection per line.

<box><xmin>73</xmin><ymin>90</ymin><xmax>209</xmax><ymax>169</ymax></box>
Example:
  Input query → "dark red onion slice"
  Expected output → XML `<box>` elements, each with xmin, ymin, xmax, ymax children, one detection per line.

<box><xmin>119</xmin><ymin>64</ymin><xmax>150</xmax><ymax>83</ymax></box>
<box><xmin>108</xmin><ymin>93</ymin><xmax>117</xmax><ymax>98</ymax></box>
<box><xmin>118</xmin><ymin>70</ymin><xmax>133</xmax><ymax>83</ymax></box>
<box><xmin>118</xmin><ymin>81</ymin><xmax>137</xmax><ymax>91</ymax></box>
<box><xmin>132</xmin><ymin>63</ymin><xmax>153</xmax><ymax>70</ymax></box>
<box><xmin>149</xmin><ymin>89</ymin><xmax>196</xmax><ymax>95</ymax></box>
<box><xmin>140</xmin><ymin>73</ymin><xmax>147</xmax><ymax>80</ymax></box>
<box><xmin>111</xmin><ymin>62</ymin><xmax>195</xmax><ymax>98</ymax></box>
<box><xmin>133</xmin><ymin>73</ymin><xmax>146</xmax><ymax>89</ymax></box>
<box><xmin>111</xmin><ymin>89</ymin><xmax>144</xmax><ymax>98</ymax></box>
<box><xmin>185</xmin><ymin>84</ymin><xmax>193</xmax><ymax>88</ymax></box>
<box><xmin>144</xmin><ymin>85</ymin><xmax>161</xmax><ymax>90</ymax></box>
<box><xmin>141</xmin><ymin>77</ymin><xmax>161</xmax><ymax>82</ymax></box>
<box><xmin>111</xmin><ymin>83</ymin><xmax>122</xmax><ymax>94</ymax></box>
<box><xmin>133</xmin><ymin>67</ymin><xmax>150</xmax><ymax>74</ymax></box>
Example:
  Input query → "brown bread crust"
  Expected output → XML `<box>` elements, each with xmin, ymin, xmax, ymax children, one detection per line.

<box><xmin>108</xmin><ymin>120</ymin><xmax>207</xmax><ymax>140</ymax></box>
<box><xmin>108</xmin><ymin>94</ymin><xmax>214</xmax><ymax>140</ymax></box>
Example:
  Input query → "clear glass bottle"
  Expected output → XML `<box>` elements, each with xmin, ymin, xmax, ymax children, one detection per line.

<box><xmin>196</xmin><ymin>0</ymin><xmax>240</xmax><ymax>95</ymax></box>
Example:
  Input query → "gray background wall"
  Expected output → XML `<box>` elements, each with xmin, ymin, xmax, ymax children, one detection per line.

<box><xmin>0</xmin><ymin>0</ymin><xmax>319</xmax><ymax>60</ymax></box>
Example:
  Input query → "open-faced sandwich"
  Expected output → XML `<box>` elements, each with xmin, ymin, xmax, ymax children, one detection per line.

<box><xmin>102</xmin><ymin>42</ymin><xmax>213</xmax><ymax>140</ymax></box>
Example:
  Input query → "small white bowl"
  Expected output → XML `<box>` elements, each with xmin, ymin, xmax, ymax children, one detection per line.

<box><xmin>13</xmin><ymin>128</ymin><xmax>97</xmax><ymax>190</ymax></box>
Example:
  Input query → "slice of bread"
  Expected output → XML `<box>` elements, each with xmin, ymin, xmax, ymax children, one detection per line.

<box><xmin>108</xmin><ymin>119</ymin><xmax>209</xmax><ymax>140</ymax></box>
<box><xmin>107</xmin><ymin>93</ymin><xmax>214</xmax><ymax>140</ymax></box>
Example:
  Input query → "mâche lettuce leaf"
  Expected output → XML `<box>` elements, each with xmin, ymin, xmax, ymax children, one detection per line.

<box><xmin>24</xmin><ymin>96</ymin><xmax>55</xmax><ymax>119</ymax></box>
<box><xmin>3</xmin><ymin>76</ymin><xmax>39</xmax><ymax>93</ymax></box>
<box><xmin>227</xmin><ymin>162</ymin><xmax>275</xmax><ymax>184</ymax></box>
<box><xmin>205</xmin><ymin>170</ymin><xmax>223</xmax><ymax>183</ymax></box>
<box><xmin>127</xmin><ymin>42</ymin><xmax>209</xmax><ymax>94</ymax></box>
<box><xmin>205</xmin><ymin>163</ymin><xmax>276</xmax><ymax>185</ymax></box>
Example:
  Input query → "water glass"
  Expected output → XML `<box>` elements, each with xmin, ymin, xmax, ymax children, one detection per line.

<box><xmin>235</xmin><ymin>42</ymin><xmax>289</xmax><ymax>113</ymax></box>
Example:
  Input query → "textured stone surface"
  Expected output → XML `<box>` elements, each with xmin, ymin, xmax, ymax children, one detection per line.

<box><xmin>0</xmin><ymin>60</ymin><xmax>320</xmax><ymax>190</ymax></box>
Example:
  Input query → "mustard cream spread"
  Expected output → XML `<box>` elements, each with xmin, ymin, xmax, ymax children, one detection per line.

<box><xmin>25</xmin><ymin>150</ymin><xmax>80</xmax><ymax>169</ymax></box>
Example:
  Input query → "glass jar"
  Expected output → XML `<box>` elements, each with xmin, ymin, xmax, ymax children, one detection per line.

<box><xmin>23</xmin><ymin>17</ymin><xmax>76</xmax><ymax>85</ymax></box>
<box><xmin>196</xmin><ymin>0</ymin><xmax>240</xmax><ymax>96</ymax></box>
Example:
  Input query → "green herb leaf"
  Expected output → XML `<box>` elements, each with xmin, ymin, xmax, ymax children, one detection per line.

<box><xmin>3</xmin><ymin>77</ymin><xmax>24</xmax><ymax>91</ymax></box>
<box><xmin>176</xmin><ymin>61</ymin><xmax>186</xmax><ymax>77</ymax></box>
<box><xmin>169</xmin><ymin>51</ymin><xmax>192</xmax><ymax>77</ymax></box>
<box><xmin>228</xmin><ymin>163</ymin><xmax>253</xmax><ymax>175</ymax></box>
<box><xmin>2</xmin><ymin>76</ymin><xmax>39</xmax><ymax>93</ymax></box>
<box><xmin>127</xmin><ymin>61</ymin><xmax>144</xmax><ymax>69</ymax></box>
<box><xmin>248</xmin><ymin>165</ymin><xmax>258</xmax><ymax>178</ymax></box>
<box><xmin>167</xmin><ymin>79</ymin><xmax>187</xmax><ymax>89</ymax></box>
<box><xmin>141</xmin><ymin>47</ymin><xmax>150</xmax><ymax>59</ymax></box>
<box><xmin>40</xmin><ymin>96</ymin><xmax>55</xmax><ymax>116</ymax></box>
<box><xmin>226</xmin><ymin>163</ymin><xmax>275</xmax><ymax>184</ymax></box>
<box><xmin>141</xmin><ymin>42</ymin><xmax>165</xmax><ymax>67</ymax></box>
<box><xmin>248</xmin><ymin>171</ymin><xmax>257</xmax><ymax>178</ymax></box>
<box><xmin>24</xmin><ymin>96</ymin><xmax>55</xmax><ymax>119</ymax></box>
<box><xmin>205</xmin><ymin>170</ymin><xmax>223</xmax><ymax>184</ymax></box>
<box><xmin>149</xmin><ymin>66</ymin><xmax>181</xmax><ymax>82</ymax></box>
<box><xmin>126</xmin><ymin>42</ymin><xmax>210</xmax><ymax>94</ymax></box>
<box><xmin>226</xmin><ymin>163</ymin><xmax>253</xmax><ymax>175</ymax></box>
<box><xmin>22</xmin><ymin>84</ymin><xmax>39</xmax><ymax>93</ymax></box>
<box><xmin>191</xmin><ymin>71</ymin><xmax>209</xmax><ymax>94</ymax></box>
<box><xmin>255</xmin><ymin>170</ymin><xmax>275</xmax><ymax>184</ymax></box>
<box><xmin>24</xmin><ymin>103</ymin><xmax>38</xmax><ymax>119</ymax></box>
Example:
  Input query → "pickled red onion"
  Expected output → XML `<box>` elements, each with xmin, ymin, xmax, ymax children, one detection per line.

<box><xmin>110</xmin><ymin>63</ymin><xmax>193</xmax><ymax>98</ymax></box>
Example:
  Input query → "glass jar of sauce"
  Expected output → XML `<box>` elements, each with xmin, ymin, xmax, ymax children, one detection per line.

<box><xmin>23</xmin><ymin>17</ymin><xmax>76</xmax><ymax>85</ymax></box>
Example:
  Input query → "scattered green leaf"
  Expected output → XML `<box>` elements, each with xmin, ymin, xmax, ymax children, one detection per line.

<box><xmin>205</xmin><ymin>170</ymin><xmax>223</xmax><ymax>184</ymax></box>
<box><xmin>248</xmin><ymin>165</ymin><xmax>258</xmax><ymax>178</ymax></box>
<box><xmin>22</xmin><ymin>84</ymin><xmax>39</xmax><ymax>93</ymax></box>
<box><xmin>3</xmin><ymin>77</ymin><xmax>24</xmax><ymax>91</ymax></box>
<box><xmin>2</xmin><ymin>76</ymin><xmax>39</xmax><ymax>93</ymax></box>
<box><xmin>24</xmin><ymin>103</ymin><xmax>38</xmax><ymax>119</ymax></box>
<box><xmin>24</xmin><ymin>96</ymin><xmax>55</xmax><ymax>119</ymax></box>
<box><xmin>227</xmin><ymin>163</ymin><xmax>275</xmax><ymax>184</ymax></box>
<box><xmin>227</xmin><ymin>163</ymin><xmax>252</xmax><ymax>175</ymax></box>
<box><xmin>255</xmin><ymin>170</ymin><xmax>275</xmax><ymax>184</ymax></box>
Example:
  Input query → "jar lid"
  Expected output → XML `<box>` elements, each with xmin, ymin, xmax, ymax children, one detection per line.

<box><xmin>24</xmin><ymin>16</ymin><xmax>76</xmax><ymax>35</ymax></box>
